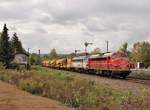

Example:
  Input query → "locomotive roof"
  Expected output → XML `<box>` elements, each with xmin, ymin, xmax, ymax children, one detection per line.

<box><xmin>89</xmin><ymin>52</ymin><xmax>127</xmax><ymax>59</ymax></box>
<box><xmin>103</xmin><ymin>52</ymin><xmax>113</xmax><ymax>56</ymax></box>
<box><xmin>73</xmin><ymin>55</ymin><xmax>89</xmax><ymax>60</ymax></box>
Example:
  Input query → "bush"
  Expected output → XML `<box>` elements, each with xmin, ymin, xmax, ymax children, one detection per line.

<box><xmin>19</xmin><ymin>79</ymin><xmax>44</xmax><ymax>94</ymax></box>
<box><xmin>0</xmin><ymin>62</ymin><xmax>5</xmax><ymax>69</ymax></box>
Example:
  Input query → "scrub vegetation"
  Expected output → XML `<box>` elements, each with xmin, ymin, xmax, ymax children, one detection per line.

<box><xmin>0</xmin><ymin>65</ymin><xmax>150</xmax><ymax>110</ymax></box>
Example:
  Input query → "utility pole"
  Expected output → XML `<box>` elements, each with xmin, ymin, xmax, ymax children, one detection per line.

<box><xmin>27</xmin><ymin>48</ymin><xmax>30</xmax><ymax>70</ymax></box>
<box><xmin>106</xmin><ymin>40</ymin><xmax>109</xmax><ymax>53</ymax></box>
<box><xmin>38</xmin><ymin>49</ymin><xmax>41</xmax><ymax>57</ymax></box>
<box><xmin>84</xmin><ymin>42</ymin><xmax>93</xmax><ymax>55</ymax></box>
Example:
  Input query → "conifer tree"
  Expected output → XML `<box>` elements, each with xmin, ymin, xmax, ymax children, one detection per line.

<box><xmin>0</xmin><ymin>24</ymin><xmax>12</xmax><ymax>67</ymax></box>
<box><xmin>11</xmin><ymin>33</ymin><xmax>24</xmax><ymax>54</ymax></box>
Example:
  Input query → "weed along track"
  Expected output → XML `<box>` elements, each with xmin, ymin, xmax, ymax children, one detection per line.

<box><xmin>0</xmin><ymin>66</ymin><xmax>150</xmax><ymax>110</ymax></box>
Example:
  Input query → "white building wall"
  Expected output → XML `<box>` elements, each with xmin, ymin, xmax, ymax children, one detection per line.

<box><xmin>14</xmin><ymin>54</ymin><xmax>28</xmax><ymax>65</ymax></box>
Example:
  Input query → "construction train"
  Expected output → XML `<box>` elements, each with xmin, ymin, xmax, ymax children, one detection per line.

<box><xmin>42</xmin><ymin>52</ymin><xmax>131</xmax><ymax>79</ymax></box>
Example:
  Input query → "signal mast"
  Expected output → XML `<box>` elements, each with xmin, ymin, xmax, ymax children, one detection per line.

<box><xmin>84</xmin><ymin>42</ymin><xmax>93</xmax><ymax>55</ymax></box>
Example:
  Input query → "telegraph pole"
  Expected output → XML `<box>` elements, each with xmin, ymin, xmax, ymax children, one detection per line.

<box><xmin>38</xmin><ymin>49</ymin><xmax>41</xmax><ymax>57</ymax></box>
<box><xmin>27</xmin><ymin>48</ymin><xmax>30</xmax><ymax>70</ymax></box>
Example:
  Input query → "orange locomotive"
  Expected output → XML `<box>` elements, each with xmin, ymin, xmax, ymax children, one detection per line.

<box><xmin>88</xmin><ymin>52</ymin><xmax>131</xmax><ymax>78</ymax></box>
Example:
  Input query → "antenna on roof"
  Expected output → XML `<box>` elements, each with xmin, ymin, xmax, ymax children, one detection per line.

<box><xmin>106</xmin><ymin>40</ymin><xmax>109</xmax><ymax>53</ymax></box>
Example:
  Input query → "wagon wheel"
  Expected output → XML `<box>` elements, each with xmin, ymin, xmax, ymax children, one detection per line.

<box><xmin>110</xmin><ymin>72</ymin><xmax>114</xmax><ymax>78</ymax></box>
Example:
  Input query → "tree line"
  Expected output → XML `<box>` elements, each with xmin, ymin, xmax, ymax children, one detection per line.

<box><xmin>119</xmin><ymin>42</ymin><xmax>150</xmax><ymax>68</ymax></box>
<box><xmin>0</xmin><ymin>24</ymin><xmax>24</xmax><ymax>68</ymax></box>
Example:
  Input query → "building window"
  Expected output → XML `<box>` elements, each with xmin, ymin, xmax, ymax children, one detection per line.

<box><xmin>22</xmin><ymin>56</ymin><xmax>27</xmax><ymax>62</ymax></box>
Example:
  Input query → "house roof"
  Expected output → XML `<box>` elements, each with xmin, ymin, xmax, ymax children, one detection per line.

<box><xmin>15</xmin><ymin>52</ymin><xmax>29</xmax><ymax>56</ymax></box>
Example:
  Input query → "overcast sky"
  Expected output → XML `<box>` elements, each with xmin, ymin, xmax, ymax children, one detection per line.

<box><xmin>0</xmin><ymin>0</ymin><xmax>150</xmax><ymax>54</ymax></box>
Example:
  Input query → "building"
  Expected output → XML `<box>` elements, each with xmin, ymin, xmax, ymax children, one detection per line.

<box><xmin>13</xmin><ymin>52</ymin><xmax>30</xmax><ymax>69</ymax></box>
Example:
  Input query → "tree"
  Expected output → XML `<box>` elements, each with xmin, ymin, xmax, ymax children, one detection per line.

<box><xmin>118</xmin><ymin>42</ymin><xmax>131</xmax><ymax>57</ymax></box>
<box><xmin>119</xmin><ymin>42</ymin><xmax>128</xmax><ymax>53</ymax></box>
<box><xmin>49</xmin><ymin>48</ymin><xmax>57</xmax><ymax>59</ymax></box>
<box><xmin>30</xmin><ymin>53</ymin><xmax>41</xmax><ymax>65</ymax></box>
<box><xmin>0</xmin><ymin>24</ymin><xmax>12</xmax><ymax>67</ymax></box>
<box><xmin>11</xmin><ymin>33</ymin><xmax>24</xmax><ymax>55</ymax></box>
<box><xmin>130</xmin><ymin>42</ymin><xmax>150</xmax><ymax>68</ymax></box>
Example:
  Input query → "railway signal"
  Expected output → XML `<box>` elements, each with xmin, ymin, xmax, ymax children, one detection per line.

<box><xmin>75</xmin><ymin>50</ymin><xmax>80</xmax><ymax>56</ymax></box>
<box><xmin>84</xmin><ymin>42</ymin><xmax>93</xmax><ymax>55</ymax></box>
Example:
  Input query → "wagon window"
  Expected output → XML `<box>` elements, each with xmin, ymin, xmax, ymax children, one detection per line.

<box><xmin>72</xmin><ymin>59</ymin><xmax>83</xmax><ymax>62</ymax></box>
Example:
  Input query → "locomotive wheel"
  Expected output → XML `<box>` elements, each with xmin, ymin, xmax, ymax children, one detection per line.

<box><xmin>122</xmin><ymin>75</ymin><xmax>126</xmax><ymax>79</ymax></box>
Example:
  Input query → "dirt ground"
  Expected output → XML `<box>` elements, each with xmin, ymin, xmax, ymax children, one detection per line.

<box><xmin>0</xmin><ymin>81</ymin><xmax>73</xmax><ymax>110</ymax></box>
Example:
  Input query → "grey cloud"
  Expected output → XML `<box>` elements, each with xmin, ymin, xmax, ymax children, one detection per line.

<box><xmin>0</xmin><ymin>0</ymin><xmax>150</xmax><ymax>53</ymax></box>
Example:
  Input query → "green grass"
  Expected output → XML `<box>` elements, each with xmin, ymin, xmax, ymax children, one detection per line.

<box><xmin>0</xmin><ymin>66</ymin><xmax>149</xmax><ymax>110</ymax></box>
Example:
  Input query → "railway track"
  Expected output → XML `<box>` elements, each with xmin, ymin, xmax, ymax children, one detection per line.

<box><xmin>80</xmin><ymin>72</ymin><xmax>150</xmax><ymax>85</ymax></box>
<box><xmin>83</xmin><ymin>73</ymin><xmax>150</xmax><ymax>85</ymax></box>
<box><xmin>127</xmin><ymin>77</ymin><xmax>150</xmax><ymax>85</ymax></box>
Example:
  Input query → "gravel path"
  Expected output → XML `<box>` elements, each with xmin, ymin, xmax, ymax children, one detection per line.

<box><xmin>0</xmin><ymin>81</ymin><xmax>73</xmax><ymax>110</ymax></box>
